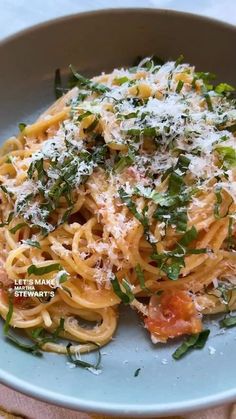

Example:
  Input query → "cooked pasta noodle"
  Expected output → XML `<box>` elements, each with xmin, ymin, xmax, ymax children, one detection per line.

<box><xmin>0</xmin><ymin>56</ymin><xmax>235</xmax><ymax>356</ymax></box>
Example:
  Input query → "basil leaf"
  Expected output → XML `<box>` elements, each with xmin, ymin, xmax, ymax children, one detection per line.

<box><xmin>27</xmin><ymin>263</ymin><xmax>62</xmax><ymax>276</ymax></box>
<box><xmin>179</xmin><ymin>226</ymin><xmax>198</xmax><ymax>247</ymax></box>
<box><xmin>227</xmin><ymin>216</ymin><xmax>234</xmax><ymax>250</ymax></box>
<box><xmin>121</xmin><ymin>279</ymin><xmax>135</xmax><ymax>303</ymax></box>
<box><xmin>114</xmin><ymin>76</ymin><xmax>129</xmax><ymax>85</ymax></box>
<box><xmin>168</xmin><ymin>172</ymin><xmax>184</xmax><ymax>195</ymax></box>
<box><xmin>6</xmin><ymin>333</ymin><xmax>43</xmax><ymax>356</ymax></box>
<box><xmin>135</xmin><ymin>264</ymin><xmax>150</xmax><ymax>292</ymax></box>
<box><xmin>216</xmin><ymin>146</ymin><xmax>236</xmax><ymax>168</ymax></box>
<box><xmin>31</xmin><ymin>327</ymin><xmax>45</xmax><ymax>339</ymax></box>
<box><xmin>18</xmin><ymin>122</ymin><xmax>26</xmax><ymax>132</ymax></box>
<box><xmin>9</xmin><ymin>222</ymin><xmax>27</xmax><ymax>234</ymax></box>
<box><xmin>214</xmin><ymin>187</ymin><xmax>223</xmax><ymax>219</ymax></box>
<box><xmin>204</xmin><ymin>93</ymin><xmax>213</xmax><ymax>111</ymax></box>
<box><xmin>69</xmin><ymin>65</ymin><xmax>110</xmax><ymax>94</ymax></box>
<box><xmin>176</xmin><ymin>80</ymin><xmax>184</xmax><ymax>93</ymax></box>
<box><xmin>220</xmin><ymin>316</ymin><xmax>236</xmax><ymax>328</ymax></box>
<box><xmin>54</xmin><ymin>68</ymin><xmax>63</xmax><ymax>99</ymax></box>
<box><xmin>23</xmin><ymin>239</ymin><xmax>41</xmax><ymax>249</ymax></box>
<box><xmin>77</xmin><ymin>111</ymin><xmax>92</xmax><ymax>121</ymax></box>
<box><xmin>134</xmin><ymin>368</ymin><xmax>141</xmax><ymax>377</ymax></box>
<box><xmin>66</xmin><ymin>342</ymin><xmax>101</xmax><ymax>370</ymax></box>
<box><xmin>0</xmin><ymin>211</ymin><xmax>14</xmax><ymax>228</ymax></box>
<box><xmin>215</xmin><ymin>83</ymin><xmax>235</xmax><ymax>94</ymax></box>
<box><xmin>111</xmin><ymin>275</ymin><xmax>133</xmax><ymax>304</ymax></box>
<box><xmin>83</xmin><ymin>118</ymin><xmax>98</xmax><ymax>134</ymax></box>
<box><xmin>193</xmin><ymin>329</ymin><xmax>210</xmax><ymax>349</ymax></box>
<box><xmin>175</xmin><ymin>54</ymin><xmax>184</xmax><ymax>67</ymax></box>
<box><xmin>53</xmin><ymin>318</ymin><xmax>65</xmax><ymax>338</ymax></box>
<box><xmin>172</xmin><ymin>330</ymin><xmax>210</xmax><ymax>360</ymax></box>
<box><xmin>61</xmin><ymin>285</ymin><xmax>72</xmax><ymax>297</ymax></box>
<box><xmin>114</xmin><ymin>155</ymin><xmax>134</xmax><ymax>173</ymax></box>
<box><xmin>3</xmin><ymin>294</ymin><xmax>14</xmax><ymax>334</ymax></box>
<box><xmin>59</xmin><ymin>272</ymin><xmax>68</xmax><ymax>284</ymax></box>
<box><xmin>118</xmin><ymin>188</ymin><xmax>149</xmax><ymax>234</ymax></box>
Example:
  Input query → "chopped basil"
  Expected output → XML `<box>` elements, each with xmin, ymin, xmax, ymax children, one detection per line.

<box><xmin>59</xmin><ymin>272</ymin><xmax>68</xmax><ymax>284</ymax></box>
<box><xmin>0</xmin><ymin>185</ymin><xmax>14</xmax><ymax>197</ymax></box>
<box><xmin>215</xmin><ymin>83</ymin><xmax>235</xmax><ymax>94</ymax></box>
<box><xmin>134</xmin><ymin>368</ymin><xmax>141</xmax><ymax>377</ymax></box>
<box><xmin>176</xmin><ymin>80</ymin><xmax>184</xmax><ymax>93</ymax></box>
<box><xmin>151</xmin><ymin>227</ymin><xmax>205</xmax><ymax>280</ymax></box>
<box><xmin>118</xmin><ymin>187</ymin><xmax>149</xmax><ymax>236</ymax></box>
<box><xmin>69</xmin><ymin>65</ymin><xmax>110</xmax><ymax>94</ymax></box>
<box><xmin>54</xmin><ymin>68</ymin><xmax>63</xmax><ymax>99</ymax></box>
<box><xmin>0</xmin><ymin>211</ymin><xmax>14</xmax><ymax>228</ymax></box>
<box><xmin>204</xmin><ymin>93</ymin><xmax>213</xmax><ymax>111</ymax></box>
<box><xmin>83</xmin><ymin>117</ymin><xmax>99</xmax><ymax>134</ymax></box>
<box><xmin>114</xmin><ymin>154</ymin><xmax>134</xmax><ymax>173</ymax></box>
<box><xmin>172</xmin><ymin>329</ymin><xmax>210</xmax><ymax>360</ymax></box>
<box><xmin>214</xmin><ymin>187</ymin><xmax>223</xmax><ymax>219</ymax></box>
<box><xmin>77</xmin><ymin>110</ymin><xmax>92</xmax><ymax>121</ymax></box>
<box><xmin>61</xmin><ymin>285</ymin><xmax>72</xmax><ymax>297</ymax></box>
<box><xmin>27</xmin><ymin>263</ymin><xmax>62</xmax><ymax>276</ymax></box>
<box><xmin>6</xmin><ymin>317</ymin><xmax>65</xmax><ymax>356</ymax></box>
<box><xmin>66</xmin><ymin>342</ymin><xmax>101</xmax><ymax>370</ymax></box>
<box><xmin>9</xmin><ymin>222</ymin><xmax>27</xmax><ymax>234</ymax></box>
<box><xmin>175</xmin><ymin>54</ymin><xmax>184</xmax><ymax>68</ymax></box>
<box><xmin>220</xmin><ymin>316</ymin><xmax>236</xmax><ymax>328</ymax></box>
<box><xmin>227</xmin><ymin>216</ymin><xmax>234</xmax><ymax>250</ymax></box>
<box><xmin>53</xmin><ymin>318</ymin><xmax>65</xmax><ymax>338</ymax></box>
<box><xmin>5</xmin><ymin>333</ymin><xmax>43</xmax><ymax>356</ymax></box>
<box><xmin>31</xmin><ymin>327</ymin><xmax>45</xmax><ymax>339</ymax></box>
<box><xmin>22</xmin><ymin>239</ymin><xmax>41</xmax><ymax>249</ymax></box>
<box><xmin>114</xmin><ymin>76</ymin><xmax>129</xmax><ymax>85</ymax></box>
<box><xmin>3</xmin><ymin>294</ymin><xmax>13</xmax><ymax>335</ymax></box>
<box><xmin>18</xmin><ymin>122</ymin><xmax>26</xmax><ymax>132</ymax></box>
<box><xmin>111</xmin><ymin>275</ymin><xmax>134</xmax><ymax>304</ymax></box>
<box><xmin>135</xmin><ymin>264</ymin><xmax>150</xmax><ymax>293</ymax></box>
<box><xmin>216</xmin><ymin>146</ymin><xmax>236</xmax><ymax>168</ymax></box>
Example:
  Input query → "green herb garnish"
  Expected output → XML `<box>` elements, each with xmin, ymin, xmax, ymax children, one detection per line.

<box><xmin>220</xmin><ymin>316</ymin><xmax>236</xmax><ymax>328</ymax></box>
<box><xmin>9</xmin><ymin>222</ymin><xmax>27</xmax><ymax>234</ymax></box>
<box><xmin>172</xmin><ymin>329</ymin><xmax>210</xmax><ymax>360</ymax></box>
<box><xmin>23</xmin><ymin>239</ymin><xmax>41</xmax><ymax>249</ymax></box>
<box><xmin>134</xmin><ymin>368</ymin><xmax>141</xmax><ymax>377</ymax></box>
<box><xmin>176</xmin><ymin>80</ymin><xmax>184</xmax><ymax>93</ymax></box>
<box><xmin>66</xmin><ymin>342</ymin><xmax>101</xmax><ymax>370</ymax></box>
<box><xmin>215</xmin><ymin>83</ymin><xmax>235</xmax><ymax>94</ymax></box>
<box><xmin>18</xmin><ymin>122</ymin><xmax>26</xmax><ymax>132</ymax></box>
<box><xmin>216</xmin><ymin>146</ymin><xmax>236</xmax><ymax>168</ymax></box>
<box><xmin>118</xmin><ymin>187</ymin><xmax>149</xmax><ymax>236</ymax></box>
<box><xmin>111</xmin><ymin>275</ymin><xmax>134</xmax><ymax>304</ymax></box>
<box><xmin>3</xmin><ymin>294</ymin><xmax>14</xmax><ymax>335</ymax></box>
<box><xmin>54</xmin><ymin>68</ymin><xmax>63</xmax><ymax>99</ymax></box>
<box><xmin>27</xmin><ymin>263</ymin><xmax>62</xmax><ymax>276</ymax></box>
<box><xmin>69</xmin><ymin>65</ymin><xmax>110</xmax><ymax>94</ymax></box>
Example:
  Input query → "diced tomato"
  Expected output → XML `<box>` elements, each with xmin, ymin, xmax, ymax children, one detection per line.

<box><xmin>145</xmin><ymin>290</ymin><xmax>202</xmax><ymax>342</ymax></box>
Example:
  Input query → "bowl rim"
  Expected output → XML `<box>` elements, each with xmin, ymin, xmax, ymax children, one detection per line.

<box><xmin>0</xmin><ymin>7</ymin><xmax>235</xmax><ymax>47</ymax></box>
<box><xmin>0</xmin><ymin>7</ymin><xmax>235</xmax><ymax>416</ymax></box>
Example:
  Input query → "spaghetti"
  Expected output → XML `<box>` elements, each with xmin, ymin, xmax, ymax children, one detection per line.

<box><xmin>0</xmin><ymin>56</ymin><xmax>235</xmax><ymax>357</ymax></box>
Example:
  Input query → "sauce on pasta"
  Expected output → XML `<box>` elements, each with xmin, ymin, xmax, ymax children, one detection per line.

<box><xmin>0</xmin><ymin>56</ymin><xmax>235</xmax><ymax>360</ymax></box>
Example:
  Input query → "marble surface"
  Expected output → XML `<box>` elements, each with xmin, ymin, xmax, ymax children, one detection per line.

<box><xmin>0</xmin><ymin>0</ymin><xmax>235</xmax><ymax>41</ymax></box>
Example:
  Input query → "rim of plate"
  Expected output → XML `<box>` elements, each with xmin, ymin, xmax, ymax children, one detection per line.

<box><xmin>0</xmin><ymin>8</ymin><xmax>235</xmax><ymax>416</ymax></box>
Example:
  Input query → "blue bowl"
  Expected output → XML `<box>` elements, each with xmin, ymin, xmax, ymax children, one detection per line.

<box><xmin>0</xmin><ymin>9</ymin><xmax>235</xmax><ymax>417</ymax></box>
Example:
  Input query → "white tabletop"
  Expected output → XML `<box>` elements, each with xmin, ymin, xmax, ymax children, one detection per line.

<box><xmin>0</xmin><ymin>1</ymin><xmax>235</xmax><ymax>418</ymax></box>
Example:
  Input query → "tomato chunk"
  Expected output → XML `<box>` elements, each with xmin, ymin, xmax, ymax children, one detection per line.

<box><xmin>145</xmin><ymin>290</ymin><xmax>202</xmax><ymax>342</ymax></box>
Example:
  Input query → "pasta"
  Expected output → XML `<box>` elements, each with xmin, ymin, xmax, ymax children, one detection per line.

<box><xmin>0</xmin><ymin>56</ymin><xmax>235</xmax><ymax>360</ymax></box>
